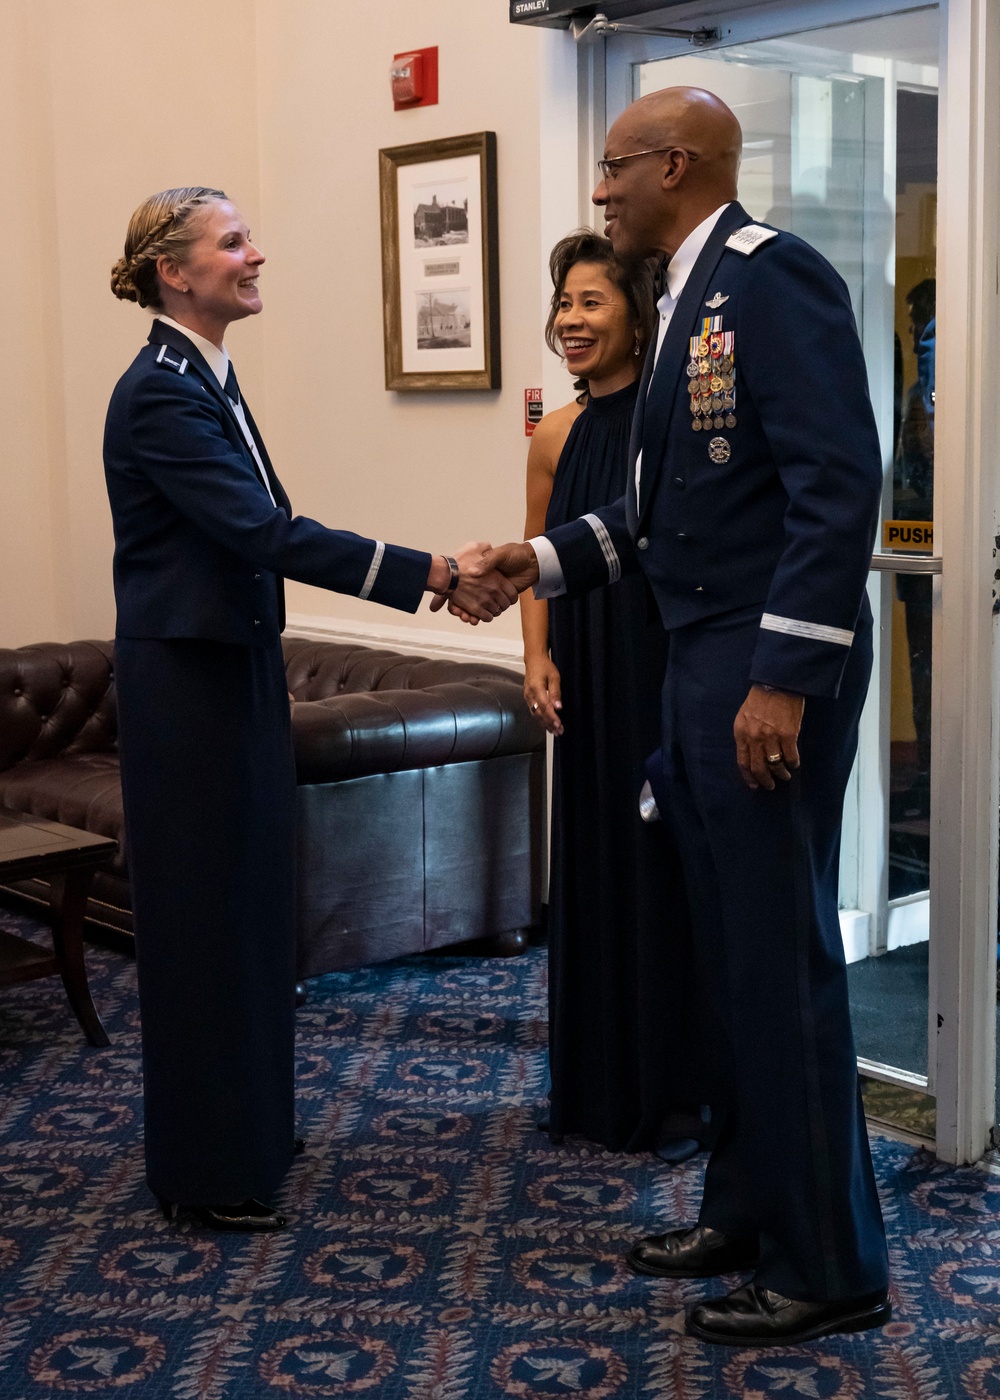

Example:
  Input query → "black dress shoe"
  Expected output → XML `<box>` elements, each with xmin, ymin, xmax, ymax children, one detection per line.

<box><xmin>157</xmin><ymin>1197</ymin><xmax>287</xmax><ymax>1232</ymax></box>
<box><xmin>687</xmin><ymin>1281</ymin><xmax>891</xmax><ymax>1346</ymax></box>
<box><xmin>654</xmin><ymin>1137</ymin><xmax>701</xmax><ymax>1165</ymax></box>
<box><xmin>627</xmin><ymin>1225</ymin><xmax>758</xmax><ymax>1278</ymax></box>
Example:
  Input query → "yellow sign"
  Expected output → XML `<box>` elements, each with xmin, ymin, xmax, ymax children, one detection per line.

<box><xmin>882</xmin><ymin>520</ymin><xmax>934</xmax><ymax>552</ymax></box>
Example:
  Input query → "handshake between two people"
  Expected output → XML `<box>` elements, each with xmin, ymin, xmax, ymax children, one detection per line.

<box><xmin>427</xmin><ymin>541</ymin><xmax>540</xmax><ymax>624</ymax></box>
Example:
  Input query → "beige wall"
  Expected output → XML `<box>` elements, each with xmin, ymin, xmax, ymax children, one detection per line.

<box><xmin>1</xmin><ymin>0</ymin><xmax>551</xmax><ymax>654</ymax></box>
<box><xmin>1</xmin><ymin>4</ymin><xmax>63</xmax><ymax>647</ymax></box>
<box><xmin>256</xmin><ymin>0</ymin><xmax>544</xmax><ymax>647</ymax></box>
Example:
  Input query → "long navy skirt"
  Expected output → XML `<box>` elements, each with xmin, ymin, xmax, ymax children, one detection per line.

<box><xmin>114</xmin><ymin>637</ymin><xmax>296</xmax><ymax>1206</ymax></box>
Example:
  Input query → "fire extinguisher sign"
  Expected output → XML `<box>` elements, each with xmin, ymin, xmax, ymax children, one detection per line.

<box><xmin>525</xmin><ymin>388</ymin><xmax>543</xmax><ymax>437</ymax></box>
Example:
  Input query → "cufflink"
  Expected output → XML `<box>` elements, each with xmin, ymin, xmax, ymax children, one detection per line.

<box><xmin>638</xmin><ymin>780</ymin><xmax>660</xmax><ymax>823</ymax></box>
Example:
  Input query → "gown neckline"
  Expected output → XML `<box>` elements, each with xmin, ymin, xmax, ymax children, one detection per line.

<box><xmin>582</xmin><ymin>376</ymin><xmax>641</xmax><ymax>417</ymax></box>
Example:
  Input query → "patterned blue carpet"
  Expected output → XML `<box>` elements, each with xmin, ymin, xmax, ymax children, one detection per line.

<box><xmin>2</xmin><ymin>903</ymin><xmax>1000</xmax><ymax>1399</ymax></box>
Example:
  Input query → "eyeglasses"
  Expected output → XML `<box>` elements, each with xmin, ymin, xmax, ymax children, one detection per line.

<box><xmin>597</xmin><ymin>147</ymin><xmax>700</xmax><ymax>180</ymax></box>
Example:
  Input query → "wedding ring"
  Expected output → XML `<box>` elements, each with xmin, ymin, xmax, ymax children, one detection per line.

<box><xmin>531</xmin><ymin>702</ymin><xmax>539</xmax><ymax>712</ymax></box>
<box><xmin>766</xmin><ymin>752</ymin><xmax>783</xmax><ymax>765</ymax></box>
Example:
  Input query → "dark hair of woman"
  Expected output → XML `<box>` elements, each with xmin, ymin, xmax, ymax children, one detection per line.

<box><xmin>544</xmin><ymin>230</ymin><xmax>657</xmax><ymax>391</ymax></box>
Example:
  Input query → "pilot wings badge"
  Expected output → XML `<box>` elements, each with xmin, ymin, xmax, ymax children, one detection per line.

<box><xmin>705</xmin><ymin>292</ymin><xmax>729</xmax><ymax>309</ymax></box>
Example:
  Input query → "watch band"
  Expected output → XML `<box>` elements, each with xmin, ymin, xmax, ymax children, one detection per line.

<box><xmin>444</xmin><ymin>556</ymin><xmax>460</xmax><ymax>592</ymax></box>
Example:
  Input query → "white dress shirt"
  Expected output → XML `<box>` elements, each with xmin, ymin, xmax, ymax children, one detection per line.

<box><xmin>531</xmin><ymin>203</ymin><xmax>732</xmax><ymax>597</ymax></box>
<box><xmin>153</xmin><ymin>313</ymin><xmax>277</xmax><ymax>508</ymax></box>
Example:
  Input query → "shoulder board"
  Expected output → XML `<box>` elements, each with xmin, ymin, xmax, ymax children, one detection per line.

<box><xmin>725</xmin><ymin>224</ymin><xmax>779</xmax><ymax>256</ymax></box>
<box><xmin>155</xmin><ymin>343</ymin><xmax>188</xmax><ymax>374</ymax></box>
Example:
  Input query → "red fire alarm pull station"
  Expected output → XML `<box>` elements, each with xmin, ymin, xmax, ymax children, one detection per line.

<box><xmin>391</xmin><ymin>47</ymin><xmax>439</xmax><ymax>110</ymax></box>
<box><xmin>525</xmin><ymin>388</ymin><xmax>543</xmax><ymax>436</ymax></box>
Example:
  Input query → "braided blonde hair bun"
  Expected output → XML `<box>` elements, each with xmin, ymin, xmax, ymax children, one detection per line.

<box><xmin>110</xmin><ymin>186</ymin><xmax>227</xmax><ymax>308</ymax></box>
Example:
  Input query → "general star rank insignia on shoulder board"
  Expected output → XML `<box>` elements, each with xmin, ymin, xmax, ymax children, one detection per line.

<box><xmin>725</xmin><ymin>224</ymin><xmax>779</xmax><ymax>255</ymax></box>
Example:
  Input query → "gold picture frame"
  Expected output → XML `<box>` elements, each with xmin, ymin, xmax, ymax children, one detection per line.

<box><xmin>379</xmin><ymin>131</ymin><xmax>500</xmax><ymax>392</ymax></box>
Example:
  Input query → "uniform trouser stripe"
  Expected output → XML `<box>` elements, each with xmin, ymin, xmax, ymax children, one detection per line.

<box><xmin>582</xmin><ymin>513</ymin><xmax>621</xmax><ymax>584</ymax></box>
<box><xmin>358</xmin><ymin>541</ymin><xmax>385</xmax><ymax>600</ymax></box>
<box><xmin>789</xmin><ymin>770</ymin><xmax>841</xmax><ymax>1297</ymax></box>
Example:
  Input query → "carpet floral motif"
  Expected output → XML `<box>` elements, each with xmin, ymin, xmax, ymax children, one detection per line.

<box><xmin>1</xmin><ymin>904</ymin><xmax>999</xmax><ymax>1398</ymax></box>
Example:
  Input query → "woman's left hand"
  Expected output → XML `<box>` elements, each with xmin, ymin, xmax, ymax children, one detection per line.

<box><xmin>524</xmin><ymin>656</ymin><xmax>563</xmax><ymax>736</ymax></box>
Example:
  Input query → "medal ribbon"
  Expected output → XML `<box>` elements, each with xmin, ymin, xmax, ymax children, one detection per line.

<box><xmin>687</xmin><ymin>324</ymin><xmax>736</xmax><ymax>432</ymax></box>
<box><xmin>725</xmin><ymin>331</ymin><xmax>735</xmax><ymax>415</ymax></box>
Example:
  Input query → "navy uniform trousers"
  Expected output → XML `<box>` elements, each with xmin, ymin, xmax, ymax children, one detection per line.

<box><xmin>115</xmin><ymin>635</ymin><xmax>297</xmax><ymax>1207</ymax></box>
<box><xmin>660</xmin><ymin>599</ymin><xmax>887</xmax><ymax>1303</ymax></box>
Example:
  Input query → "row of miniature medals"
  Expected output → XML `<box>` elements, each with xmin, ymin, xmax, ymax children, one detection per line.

<box><xmin>687</xmin><ymin>317</ymin><xmax>736</xmax><ymax>432</ymax></box>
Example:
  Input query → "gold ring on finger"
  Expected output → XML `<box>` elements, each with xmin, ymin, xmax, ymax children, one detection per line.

<box><xmin>766</xmin><ymin>752</ymin><xmax>783</xmax><ymax>765</ymax></box>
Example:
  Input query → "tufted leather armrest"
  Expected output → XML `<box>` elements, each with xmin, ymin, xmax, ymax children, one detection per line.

<box><xmin>0</xmin><ymin>642</ymin><xmax>117</xmax><ymax>773</ymax></box>
<box><xmin>284</xmin><ymin>636</ymin><xmax>540</xmax><ymax>784</ymax></box>
<box><xmin>292</xmin><ymin>683</ymin><xmax>539</xmax><ymax>784</ymax></box>
<box><xmin>282</xmin><ymin>636</ymin><xmax>527</xmax><ymax>697</ymax></box>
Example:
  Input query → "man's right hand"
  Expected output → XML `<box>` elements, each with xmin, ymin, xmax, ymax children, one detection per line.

<box><xmin>435</xmin><ymin>542</ymin><xmax>541</xmax><ymax>625</ymax></box>
<box><xmin>481</xmin><ymin>542</ymin><xmax>541</xmax><ymax>594</ymax></box>
<box><xmin>429</xmin><ymin>541</ymin><xmax>540</xmax><ymax>625</ymax></box>
<box><xmin>425</xmin><ymin>540</ymin><xmax>519</xmax><ymax>623</ymax></box>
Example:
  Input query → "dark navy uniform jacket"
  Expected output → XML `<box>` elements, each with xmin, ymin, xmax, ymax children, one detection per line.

<box><xmin>104</xmin><ymin>319</ymin><xmax>431</xmax><ymax>644</ymax></box>
<box><xmin>543</xmin><ymin>201</ymin><xmax>883</xmax><ymax>698</ymax></box>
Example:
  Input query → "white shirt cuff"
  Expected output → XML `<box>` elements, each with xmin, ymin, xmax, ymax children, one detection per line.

<box><xmin>528</xmin><ymin>535</ymin><xmax>566</xmax><ymax>599</ymax></box>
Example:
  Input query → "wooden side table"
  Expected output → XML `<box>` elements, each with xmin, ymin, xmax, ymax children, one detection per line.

<box><xmin>0</xmin><ymin>809</ymin><xmax>116</xmax><ymax>1046</ymax></box>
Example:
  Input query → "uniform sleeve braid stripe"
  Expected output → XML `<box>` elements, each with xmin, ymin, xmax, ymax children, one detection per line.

<box><xmin>760</xmin><ymin>613</ymin><xmax>854</xmax><ymax>647</ymax></box>
<box><xmin>582</xmin><ymin>514</ymin><xmax>621</xmax><ymax>584</ymax></box>
<box><xmin>358</xmin><ymin>541</ymin><xmax>385</xmax><ymax>600</ymax></box>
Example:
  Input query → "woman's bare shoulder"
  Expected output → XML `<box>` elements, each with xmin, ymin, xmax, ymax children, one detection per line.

<box><xmin>530</xmin><ymin>398</ymin><xmax>585</xmax><ymax>462</ymax></box>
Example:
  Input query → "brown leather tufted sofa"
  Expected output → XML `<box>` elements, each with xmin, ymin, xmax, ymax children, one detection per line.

<box><xmin>0</xmin><ymin>638</ymin><xmax>544</xmax><ymax>975</ymax></box>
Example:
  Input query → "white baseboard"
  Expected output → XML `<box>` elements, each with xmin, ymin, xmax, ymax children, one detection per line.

<box><xmin>840</xmin><ymin>908</ymin><xmax>872</xmax><ymax>964</ymax></box>
<box><xmin>840</xmin><ymin>895</ymin><xmax>929</xmax><ymax>965</ymax></box>
<box><xmin>886</xmin><ymin>892</ymin><xmax>930</xmax><ymax>951</ymax></box>
<box><xmin>284</xmin><ymin>611</ymin><xmax>525</xmax><ymax>671</ymax></box>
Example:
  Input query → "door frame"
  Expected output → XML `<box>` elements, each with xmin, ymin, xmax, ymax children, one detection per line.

<box><xmin>537</xmin><ymin>0</ymin><xmax>1000</xmax><ymax>1164</ymax></box>
<box><xmin>931</xmin><ymin>0</ymin><xmax>1000</xmax><ymax>1167</ymax></box>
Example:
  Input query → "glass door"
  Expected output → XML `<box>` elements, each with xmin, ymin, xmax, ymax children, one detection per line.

<box><xmin>606</xmin><ymin>8</ymin><xmax>943</xmax><ymax>1133</ymax></box>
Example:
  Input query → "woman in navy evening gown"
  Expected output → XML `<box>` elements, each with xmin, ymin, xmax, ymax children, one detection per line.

<box><xmin>521</xmin><ymin>233</ymin><xmax>705</xmax><ymax>1154</ymax></box>
<box><xmin>105</xmin><ymin>188</ymin><xmax>514</xmax><ymax>1230</ymax></box>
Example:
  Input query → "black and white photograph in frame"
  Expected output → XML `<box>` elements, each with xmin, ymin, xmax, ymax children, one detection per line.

<box><xmin>413</xmin><ymin>179</ymin><xmax>469</xmax><ymax>248</ymax></box>
<box><xmin>416</xmin><ymin>289</ymin><xmax>472</xmax><ymax>349</ymax></box>
<box><xmin>379</xmin><ymin>132</ymin><xmax>500</xmax><ymax>391</ymax></box>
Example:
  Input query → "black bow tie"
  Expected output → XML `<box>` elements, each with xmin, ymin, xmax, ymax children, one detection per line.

<box><xmin>653</xmin><ymin>257</ymin><xmax>671</xmax><ymax>299</ymax></box>
<box><xmin>224</xmin><ymin>361</ymin><xmax>240</xmax><ymax>405</ymax></box>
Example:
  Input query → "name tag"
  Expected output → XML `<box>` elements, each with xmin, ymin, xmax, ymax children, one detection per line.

<box><xmin>725</xmin><ymin>225</ymin><xmax>779</xmax><ymax>256</ymax></box>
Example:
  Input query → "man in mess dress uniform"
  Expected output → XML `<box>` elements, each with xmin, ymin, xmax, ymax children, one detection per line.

<box><xmin>468</xmin><ymin>87</ymin><xmax>890</xmax><ymax>1346</ymax></box>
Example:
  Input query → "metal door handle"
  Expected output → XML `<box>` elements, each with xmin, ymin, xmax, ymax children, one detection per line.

<box><xmin>870</xmin><ymin>553</ymin><xmax>942</xmax><ymax>574</ymax></box>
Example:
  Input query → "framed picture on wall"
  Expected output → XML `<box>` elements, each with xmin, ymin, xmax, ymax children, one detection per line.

<box><xmin>379</xmin><ymin>131</ymin><xmax>500</xmax><ymax>391</ymax></box>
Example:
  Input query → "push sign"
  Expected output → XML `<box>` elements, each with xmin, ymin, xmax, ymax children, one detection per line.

<box><xmin>525</xmin><ymin>388</ymin><xmax>543</xmax><ymax>437</ymax></box>
<box><xmin>882</xmin><ymin>520</ymin><xmax>934</xmax><ymax>551</ymax></box>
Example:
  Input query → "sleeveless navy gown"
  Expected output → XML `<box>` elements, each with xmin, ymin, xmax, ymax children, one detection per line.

<box><xmin>544</xmin><ymin>379</ymin><xmax>705</xmax><ymax>1151</ymax></box>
